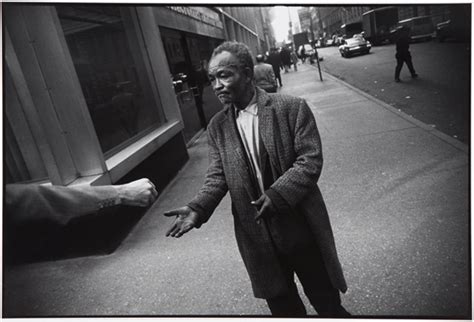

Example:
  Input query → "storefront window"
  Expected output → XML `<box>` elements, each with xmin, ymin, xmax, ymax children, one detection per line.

<box><xmin>4</xmin><ymin>69</ymin><xmax>49</xmax><ymax>184</ymax></box>
<box><xmin>160</xmin><ymin>28</ymin><xmax>223</xmax><ymax>143</ymax></box>
<box><xmin>56</xmin><ymin>5</ymin><xmax>162</xmax><ymax>154</ymax></box>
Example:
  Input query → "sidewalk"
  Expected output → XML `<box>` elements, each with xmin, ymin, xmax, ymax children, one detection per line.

<box><xmin>4</xmin><ymin>63</ymin><xmax>470</xmax><ymax>317</ymax></box>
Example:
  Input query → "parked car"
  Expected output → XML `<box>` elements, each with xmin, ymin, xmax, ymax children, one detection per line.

<box><xmin>298</xmin><ymin>43</ymin><xmax>315</xmax><ymax>58</ymax></box>
<box><xmin>338</xmin><ymin>35</ymin><xmax>372</xmax><ymax>58</ymax></box>
<box><xmin>326</xmin><ymin>38</ymin><xmax>335</xmax><ymax>46</ymax></box>
<box><xmin>335</xmin><ymin>35</ymin><xmax>345</xmax><ymax>46</ymax></box>
<box><xmin>436</xmin><ymin>19</ymin><xmax>470</xmax><ymax>42</ymax></box>
<box><xmin>436</xmin><ymin>5</ymin><xmax>470</xmax><ymax>43</ymax></box>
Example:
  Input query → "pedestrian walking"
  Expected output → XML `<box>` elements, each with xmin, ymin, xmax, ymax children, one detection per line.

<box><xmin>254</xmin><ymin>54</ymin><xmax>277</xmax><ymax>93</ymax></box>
<box><xmin>266</xmin><ymin>47</ymin><xmax>283</xmax><ymax>87</ymax></box>
<box><xmin>163</xmin><ymin>41</ymin><xmax>349</xmax><ymax>317</ymax></box>
<box><xmin>394</xmin><ymin>26</ymin><xmax>418</xmax><ymax>82</ymax></box>
<box><xmin>290</xmin><ymin>49</ymin><xmax>299</xmax><ymax>71</ymax></box>
<box><xmin>280</xmin><ymin>46</ymin><xmax>292</xmax><ymax>73</ymax></box>
<box><xmin>298</xmin><ymin>45</ymin><xmax>306</xmax><ymax>63</ymax></box>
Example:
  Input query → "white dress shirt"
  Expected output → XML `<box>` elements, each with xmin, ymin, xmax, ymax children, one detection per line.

<box><xmin>235</xmin><ymin>93</ymin><xmax>264</xmax><ymax>194</ymax></box>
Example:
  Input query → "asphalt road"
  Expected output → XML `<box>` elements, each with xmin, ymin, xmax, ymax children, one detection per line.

<box><xmin>316</xmin><ymin>40</ymin><xmax>470</xmax><ymax>144</ymax></box>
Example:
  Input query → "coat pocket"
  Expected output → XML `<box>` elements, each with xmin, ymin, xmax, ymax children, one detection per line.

<box><xmin>267</xmin><ymin>210</ymin><xmax>314</xmax><ymax>255</ymax></box>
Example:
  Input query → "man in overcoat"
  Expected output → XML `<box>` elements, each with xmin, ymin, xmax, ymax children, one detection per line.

<box><xmin>394</xmin><ymin>26</ymin><xmax>418</xmax><ymax>82</ymax></box>
<box><xmin>253</xmin><ymin>54</ymin><xmax>277</xmax><ymax>93</ymax></box>
<box><xmin>266</xmin><ymin>47</ymin><xmax>283</xmax><ymax>87</ymax></box>
<box><xmin>164</xmin><ymin>41</ymin><xmax>349</xmax><ymax>317</ymax></box>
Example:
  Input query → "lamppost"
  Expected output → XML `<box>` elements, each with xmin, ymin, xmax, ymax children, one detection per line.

<box><xmin>288</xmin><ymin>7</ymin><xmax>293</xmax><ymax>45</ymax></box>
<box><xmin>310</xmin><ymin>7</ymin><xmax>323</xmax><ymax>81</ymax></box>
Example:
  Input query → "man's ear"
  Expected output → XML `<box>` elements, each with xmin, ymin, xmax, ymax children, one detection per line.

<box><xmin>243</xmin><ymin>67</ymin><xmax>254</xmax><ymax>82</ymax></box>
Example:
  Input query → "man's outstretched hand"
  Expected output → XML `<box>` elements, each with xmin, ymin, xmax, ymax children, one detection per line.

<box><xmin>164</xmin><ymin>206</ymin><xmax>199</xmax><ymax>238</ymax></box>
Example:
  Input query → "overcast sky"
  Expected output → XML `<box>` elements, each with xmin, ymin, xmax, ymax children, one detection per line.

<box><xmin>271</xmin><ymin>6</ymin><xmax>301</xmax><ymax>42</ymax></box>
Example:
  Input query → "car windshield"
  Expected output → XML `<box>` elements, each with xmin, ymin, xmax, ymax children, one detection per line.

<box><xmin>345</xmin><ymin>38</ymin><xmax>364</xmax><ymax>45</ymax></box>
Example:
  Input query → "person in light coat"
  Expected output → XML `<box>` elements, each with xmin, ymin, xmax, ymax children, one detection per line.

<box><xmin>253</xmin><ymin>54</ymin><xmax>277</xmax><ymax>93</ymax></box>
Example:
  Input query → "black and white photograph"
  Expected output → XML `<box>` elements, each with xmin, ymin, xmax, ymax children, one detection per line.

<box><xmin>3</xmin><ymin>1</ymin><xmax>471</xmax><ymax>319</ymax></box>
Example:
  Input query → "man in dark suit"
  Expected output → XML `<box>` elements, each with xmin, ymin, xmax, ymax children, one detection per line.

<box><xmin>394</xmin><ymin>26</ymin><xmax>418</xmax><ymax>82</ymax></box>
<box><xmin>164</xmin><ymin>41</ymin><xmax>349</xmax><ymax>317</ymax></box>
<box><xmin>266</xmin><ymin>47</ymin><xmax>283</xmax><ymax>87</ymax></box>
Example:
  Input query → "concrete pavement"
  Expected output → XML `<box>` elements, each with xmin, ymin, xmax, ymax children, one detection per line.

<box><xmin>4</xmin><ymin>62</ymin><xmax>470</xmax><ymax>318</ymax></box>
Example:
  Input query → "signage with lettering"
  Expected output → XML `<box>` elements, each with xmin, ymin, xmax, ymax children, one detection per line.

<box><xmin>167</xmin><ymin>6</ymin><xmax>223</xmax><ymax>29</ymax></box>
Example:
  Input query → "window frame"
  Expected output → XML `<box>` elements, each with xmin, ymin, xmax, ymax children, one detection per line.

<box><xmin>5</xmin><ymin>5</ymin><xmax>184</xmax><ymax>186</ymax></box>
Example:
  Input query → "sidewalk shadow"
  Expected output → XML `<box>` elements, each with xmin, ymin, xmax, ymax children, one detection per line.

<box><xmin>4</xmin><ymin>134</ymin><xmax>188</xmax><ymax>266</ymax></box>
<box><xmin>3</xmin><ymin>205</ymin><xmax>147</xmax><ymax>266</ymax></box>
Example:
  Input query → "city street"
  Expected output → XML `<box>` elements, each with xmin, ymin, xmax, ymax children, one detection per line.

<box><xmin>4</xmin><ymin>4</ymin><xmax>470</xmax><ymax>319</ymax></box>
<box><xmin>4</xmin><ymin>63</ymin><xmax>470</xmax><ymax>318</ymax></box>
<box><xmin>316</xmin><ymin>40</ymin><xmax>471</xmax><ymax>144</ymax></box>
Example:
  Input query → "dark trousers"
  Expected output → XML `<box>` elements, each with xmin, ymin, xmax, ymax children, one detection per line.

<box><xmin>273</xmin><ymin>68</ymin><xmax>282</xmax><ymax>86</ymax></box>
<box><xmin>266</xmin><ymin>242</ymin><xmax>343</xmax><ymax>317</ymax></box>
<box><xmin>395</xmin><ymin>52</ymin><xmax>416</xmax><ymax>79</ymax></box>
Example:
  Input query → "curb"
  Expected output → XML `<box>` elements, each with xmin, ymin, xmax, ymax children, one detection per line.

<box><xmin>316</xmin><ymin>68</ymin><xmax>469</xmax><ymax>154</ymax></box>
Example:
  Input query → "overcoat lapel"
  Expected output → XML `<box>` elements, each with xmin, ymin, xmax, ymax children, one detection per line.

<box><xmin>257</xmin><ymin>88</ymin><xmax>278</xmax><ymax>177</ymax></box>
<box><xmin>225</xmin><ymin>106</ymin><xmax>259</xmax><ymax>200</ymax></box>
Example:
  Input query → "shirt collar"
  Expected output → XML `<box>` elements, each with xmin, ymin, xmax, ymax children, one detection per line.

<box><xmin>235</xmin><ymin>91</ymin><xmax>258</xmax><ymax>117</ymax></box>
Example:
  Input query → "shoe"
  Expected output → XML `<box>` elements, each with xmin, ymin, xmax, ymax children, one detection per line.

<box><xmin>412</xmin><ymin>74</ymin><xmax>418</xmax><ymax>78</ymax></box>
<box><xmin>395</xmin><ymin>78</ymin><xmax>401</xmax><ymax>82</ymax></box>
<box><xmin>319</xmin><ymin>306</ymin><xmax>352</xmax><ymax>318</ymax></box>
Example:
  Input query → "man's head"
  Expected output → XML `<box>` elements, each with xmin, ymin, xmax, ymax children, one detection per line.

<box><xmin>208</xmin><ymin>41</ymin><xmax>255</xmax><ymax>109</ymax></box>
<box><xmin>398</xmin><ymin>25</ymin><xmax>410</xmax><ymax>36</ymax></box>
<box><xmin>256</xmin><ymin>54</ymin><xmax>265</xmax><ymax>63</ymax></box>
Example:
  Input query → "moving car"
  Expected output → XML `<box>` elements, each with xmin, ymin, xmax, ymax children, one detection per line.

<box><xmin>338</xmin><ymin>35</ymin><xmax>372</xmax><ymax>58</ymax></box>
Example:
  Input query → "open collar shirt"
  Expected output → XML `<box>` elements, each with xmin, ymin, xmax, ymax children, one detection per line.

<box><xmin>235</xmin><ymin>91</ymin><xmax>264</xmax><ymax>195</ymax></box>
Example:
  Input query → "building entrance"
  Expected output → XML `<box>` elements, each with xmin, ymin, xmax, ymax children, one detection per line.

<box><xmin>161</xmin><ymin>28</ymin><xmax>222</xmax><ymax>143</ymax></box>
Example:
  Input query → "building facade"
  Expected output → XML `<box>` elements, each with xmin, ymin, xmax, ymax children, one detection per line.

<box><xmin>219</xmin><ymin>6</ymin><xmax>273</xmax><ymax>55</ymax></box>
<box><xmin>4</xmin><ymin>4</ymin><xmax>272</xmax><ymax>195</ymax></box>
<box><xmin>301</xmin><ymin>5</ymin><xmax>455</xmax><ymax>42</ymax></box>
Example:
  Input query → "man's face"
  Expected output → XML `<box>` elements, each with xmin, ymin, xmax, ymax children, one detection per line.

<box><xmin>208</xmin><ymin>51</ymin><xmax>252</xmax><ymax>108</ymax></box>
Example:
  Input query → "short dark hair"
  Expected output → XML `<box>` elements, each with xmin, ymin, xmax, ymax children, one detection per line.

<box><xmin>210</xmin><ymin>41</ymin><xmax>254</xmax><ymax>72</ymax></box>
<box><xmin>256</xmin><ymin>54</ymin><xmax>265</xmax><ymax>63</ymax></box>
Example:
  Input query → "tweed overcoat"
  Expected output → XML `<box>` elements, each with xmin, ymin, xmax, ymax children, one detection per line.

<box><xmin>188</xmin><ymin>87</ymin><xmax>347</xmax><ymax>299</ymax></box>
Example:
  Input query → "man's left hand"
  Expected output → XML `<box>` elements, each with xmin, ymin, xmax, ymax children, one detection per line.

<box><xmin>251</xmin><ymin>193</ymin><xmax>276</xmax><ymax>222</ymax></box>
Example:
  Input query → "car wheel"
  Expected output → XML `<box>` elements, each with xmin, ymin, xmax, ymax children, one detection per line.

<box><xmin>340</xmin><ymin>51</ymin><xmax>345</xmax><ymax>57</ymax></box>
